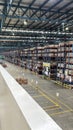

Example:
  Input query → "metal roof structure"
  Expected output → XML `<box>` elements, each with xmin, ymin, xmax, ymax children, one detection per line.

<box><xmin>0</xmin><ymin>0</ymin><xmax>73</xmax><ymax>51</ymax></box>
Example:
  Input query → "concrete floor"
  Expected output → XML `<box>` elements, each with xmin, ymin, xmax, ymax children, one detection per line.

<box><xmin>5</xmin><ymin>62</ymin><xmax>73</xmax><ymax>130</ymax></box>
<box><xmin>0</xmin><ymin>71</ymin><xmax>31</xmax><ymax>130</ymax></box>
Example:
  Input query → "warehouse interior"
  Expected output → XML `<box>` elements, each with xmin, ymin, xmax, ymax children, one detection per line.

<box><xmin>0</xmin><ymin>0</ymin><xmax>73</xmax><ymax>130</ymax></box>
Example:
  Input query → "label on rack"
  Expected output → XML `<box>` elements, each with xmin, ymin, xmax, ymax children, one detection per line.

<box><xmin>43</xmin><ymin>62</ymin><xmax>50</xmax><ymax>67</ymax></box>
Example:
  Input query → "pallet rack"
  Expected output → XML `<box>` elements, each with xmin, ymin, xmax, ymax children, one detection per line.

<box><xmin>4</xmin><ymin>44</ymin><xmax>58</xmax><ymax>78</ymax></box>
<box><xmin>5</xmin><ymin>41</ymin><xmax>73</xmax><ymax>85</ymax></box>
<box><xmin>36</xmin><ymin>47</ymin><xmax>43</xmax><ymax>74</ymax></box>
<box><xmin>57</xmin><ymin>41</ymin><xmax>73</xmax><ymax>88</ymax></box>
<box><xmin>44</xmin><ymin>45</ymin><xmax>57</xmax><ymax>79</ymax></box>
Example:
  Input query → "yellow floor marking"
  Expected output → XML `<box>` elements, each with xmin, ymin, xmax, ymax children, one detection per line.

<box><xmin>45</xmin><ymin>107</ymin><xmax>60</xmax><ymax>112</ymax></box>
<box><xmin>43</xmin><ymin>105</ymin><xmax>60</xmax><ymax>110</ymax></box>
<box><xmin>28</xmin><ymin>76</ymin><xmax>72</xmax><ymax>112</ymax></box>
<box><xmin>29</xmin><ymin>81</ymin><xmax>73</xmax><ymax>115</ymax></box>
<box><xmin>29</xmin><ymin>82</ymin><xmax>59</xmax><ymax>107</ymax></box>
<box><xmin>32</xmin><ymin>95</ymin><xmax>42</xmax><ymax>98</ymax></box>
<box><xmin>50</xmin><ymin>109</ymin><xmax>73</xmax><ymax>116</ymax></box>
<box><xmin>47</xmin><ymin>93</ymin><xmax>73</xmax><ymax>111</ymax></box>
<box><xmin>36</xmin><ymin>85</ymin><xmax>73</xmax><ymax>111</ymax></box>
<box><xmin>39</xmin><ymin>90</ymin><xmax>59</xmax><ymax>106</ymax></box>
<box><xmin>12</xmin><ymin>64</ymin><xmax>73</xmax><ymax>115</ymax></box>
<box><xmin>8</xmin><ymin>63</ymin><xmax>73</xmax><ymax>117</ymax></box>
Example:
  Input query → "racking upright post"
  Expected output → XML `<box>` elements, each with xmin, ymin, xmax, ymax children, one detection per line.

<box><xmin>57</xmin><ymin>42</ymin><xmax>65</xmax><ymax>85</ymax></box>
<box><xmin>49</xmin><ymin>44</ymin><xmax>58</xmax><ymax>80</ymax></box>
<box><xmin>62</xmin><ymin>33</ymin><xmax>68</xmax><ymax>86</ymax></box>
<box><xmin>56</xmin><ymin>43</ymin><xmax>59</xmax><ymax>81</ymax></box>
<box><xmin>62</xmin><ymin>42</ymin><xmax>67</xmax><ymax>86</ymax></box>
<box><xmin>65</xmin><ymin>41</ymin><xmax>73</xmax><ymax>88</ymax></box>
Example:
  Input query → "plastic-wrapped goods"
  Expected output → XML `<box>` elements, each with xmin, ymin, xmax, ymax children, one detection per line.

<box><xmin>58</xmin><ymin>53</ymin><xmax>64</xmax><ymax>57</ymax></box>
<box><xmin>57</xmin><ymin>73</ymin><xmax>60</xmax><ymax>78</ymax></box>
<box><xmin>65</xmin><ymin>69</ymin><xmax>68</xmax><ymax>76</ymax></box>
<box><xmin>58</xmin><ymin>63</ymin><xmax>64</xmax><ymax>68</ymax></box>
<box><xmin>67</xmin><ymin>52</ymin><xmax>73</xmax><ymax>57</ymax></box>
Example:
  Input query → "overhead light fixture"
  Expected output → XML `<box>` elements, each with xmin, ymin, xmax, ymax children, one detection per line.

<box><xmin>62</xmin><ymin>22</ymin><xmax>64</xmax><ymax>25</ymax></box>
<box><xmin>35</xmin><ymin>20</ymin><xmax>38</xmax><ymax>22</ymax></box>
<box><xmin>13</xmin><ymin>33</ymin><xmax>14</xmax><ymax>36</ymax></box>
<box><xmin>56</xmin><ymin>21</ymin><xmax>58</xmax><ymax>24</ymax></box>
<box><xmin>2</xmin><ymin>29</ymin><xmax>73</xmax><ymax>35</ymax></box>
<box><xmin>65</xmin><ymin>27</ymin><xmax>69</xmax><ymax>31</ymax></box>
<box><xmin>24</xmin><ymin>20</ymin><xmax>27</xmax><ymax>25</ymax></box>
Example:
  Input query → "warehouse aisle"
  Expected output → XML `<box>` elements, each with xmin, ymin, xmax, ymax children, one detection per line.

<box><xmin>6</xmin><ymin>62</ymin><xmax>73</xmax><ymax>130</ymax></box>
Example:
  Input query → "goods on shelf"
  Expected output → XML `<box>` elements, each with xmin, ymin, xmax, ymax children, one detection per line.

<box><xmin>4</xmin><ymin>41</ymin><xmax>73</xmax><ymax>87</ymax></box>
<box><xmin>4</xmin><ymin>44</ymin><xmax>58</xmax><ymax>79</ymax></box>
<box><xmin>42</xmin><ymin>45</ymin><xmax>58</xmax><ymax>79</ymax></box>
<box><xmin>57</xmin><ymin>41</ymin><xmax>73</xmax><ymax>87</ymax></box>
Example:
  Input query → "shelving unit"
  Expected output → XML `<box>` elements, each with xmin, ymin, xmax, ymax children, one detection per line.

<box><xmin>5</xmin><ymin>44</ymin><xmax>58</xmax><ymax>78</ymax></box>
<box><xmin>4</xmin><ymin>41</ymin><xmax>73</xmax><ymax>85</ymax></box>
<box><xmin>57</xmin><ymin>41</ymin><xmax>73</xmax><ymax>88</ymax></box>
<box><xmin>46</xmin><ymin>45</ymin><xmax>58</xmax><ymax>80</ymax></box>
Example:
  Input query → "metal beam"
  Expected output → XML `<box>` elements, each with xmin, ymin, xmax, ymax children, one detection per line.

<box><xmin>34</xmin><ymin>1</ymin><xmax>73</xmax><ymax>31</ymax></box>
<box><xmin>7</xmin><ymin>0</ymin><xmax>13</xmax><ymax>13</ymax></box>
<box><xmin>30</xmin><ymin>0</ymin><xmax>50</xmax><ymax>18</ymax></box>
<box><xmin>30</xmin><ymin>0</ymin><xmax>63</xmax><ymax>29</ymax></box>
<box><xmin>3</xmin><ymin>0</ymin><xmax>13</xmax><ymax>27</ymax></box>
<box><xmin>2</xmin><ymin>0</ymin><xmax>7</xmax><ymax>30</ymax></box>
<box><xmin>40</xmin><ymin>0</ymin><xmax>63</xmax><ymax>18</ymax></box>
<box><xmin>6</xmin><ymin>0</ymin><xmax>22</xmax><ymax>28</ymax></box>
<box><xmin>26</xmin><ymin>0</ymin><xmax>50</xmax><ymax>29</ymax></box>
<box><xmin>13</xmin><ymin>0</ymin><xmax>36</xmax><ymax>29</ymax></box>
<box><xmin>0</xmin><ymin>2</ymin><xmax>55</xmax><ymax>12</ymax></box>
<box><xmin>5</xmin><ymin>14</ymin><xmax>73</xmax><ymax>23</ymax></box>
<box><xmin>44</xmin><ymin>5</ymin><xmax>73</xmax><ymax>30</ymax></box>
<box><xmin>0</xmin><ymin>1</ymin><xmax>72</xmax><ymax>15</ymax></box>
<box><xmin>0</xmin><ymin>13</ymin><xmax>48</xmax><ymax>21</ymax></box>
<box><xmin>44</xmin><ymin>7</ymin><xmax>73</xmax><ymax>31</ymax></box>
<box><xmin>0</xmin><ymin>2</ymin><xmax>46</xmax><ymax>11</ymax></box>
<box><xmin>47</xmin><ymin>0</ymin><xmax>73</xmax><ymax>19</ymax></box>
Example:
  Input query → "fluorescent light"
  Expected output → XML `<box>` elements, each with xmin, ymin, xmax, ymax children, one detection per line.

<box><xmin>2</xmin><ymin>29</ymin><xmax>73</xmax><ymax>35</ymax></box>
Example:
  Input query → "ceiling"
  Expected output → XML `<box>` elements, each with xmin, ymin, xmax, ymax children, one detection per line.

<box><xmin>0</xmin><ymin>0</ymin><xmax>73</xmax><ymax>52</ymax></box>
